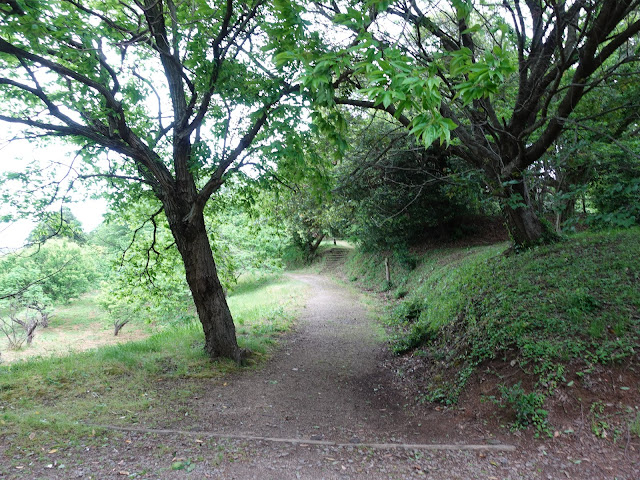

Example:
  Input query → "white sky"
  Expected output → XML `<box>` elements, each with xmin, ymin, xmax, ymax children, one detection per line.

<box><xmin>0</xmin><ymin>132</ymin><xmax>108</xmax><ymax>250</ymax></box>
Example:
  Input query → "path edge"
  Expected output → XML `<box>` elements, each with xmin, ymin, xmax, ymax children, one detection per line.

<box><xmin>85</xmin><ymin>424</ymin><xmax>517</xmax><ymax>452</ymax></box>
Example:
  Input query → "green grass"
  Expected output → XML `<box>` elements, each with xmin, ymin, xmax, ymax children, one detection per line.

<box><xmin>0</xmin><ymin>273</ymin><xmax>307</xmax><ymax>448</ymax></box>
<box><xmin>349</xmin><ymin>229</ymin><xmax>640</xmax><ymax>414</ymax></box>
<box><xmin>51</xmin><ymin>292</ymin><xmax>110</xmax><ymax>328</ymax></box>
<box><xmin>0</xmin><ymin>292</ymin><xmax>156</xmax><ymax>364</ymax></box>
<box><xmin>343</xmin><ymin>248</ymin><xmax>417</xmax><ymax>292</ymax></box>
<box><xmin>229</xmin><ymin>273</ymin><xmax>308</xmax><ymax>353</ymax></box>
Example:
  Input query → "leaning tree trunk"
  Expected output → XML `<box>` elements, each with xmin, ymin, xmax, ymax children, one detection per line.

<box><xmin>501</xmin><ymin>177</ymin><xmax>548</xmax><ymax>248</ymax></box>
<box><xmin>164</xmin><ymin>202</ymin><xmax>242</xmax><ymax>362</ymax></box>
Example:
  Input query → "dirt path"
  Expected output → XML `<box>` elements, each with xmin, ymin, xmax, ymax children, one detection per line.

<box><xmin>188</xmin><ymin>272</ymin><xmax>474</xmax><ymax>446</ymax></box>
<box><xmin>4</xmin><ymin>273</ymin><xmax>639</xmax><ymax>479</ymax></box>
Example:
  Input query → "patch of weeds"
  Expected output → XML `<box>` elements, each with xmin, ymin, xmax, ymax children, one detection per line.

<box><xmin>393</xmin><ymin>288</ymin><xmax>409</xmax><ymax>299</ymax></box>
<box><xmin>589</xmin><ymin>401</ymin><xmax>625</xmax><ymax>441</ymax></box>
<box><xmin>498</xmin><ymin>382</ymin><xmax>550</xmax><ymax>436</ymax></box>
<box><xmin>392</xmin><ymin>298</ymin><xmax>424</xmax><ymax>324</ymax></box>
<box><xmin>171</xmin><ymin>459</ymin><xmax>196</xmax><ymax>472</ymax></box>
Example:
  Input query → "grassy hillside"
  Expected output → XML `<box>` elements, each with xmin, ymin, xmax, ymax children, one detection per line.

<box><xmin>344</xmin><ymin>228</ymin><xmax>640</xmax><ymax>432</ymax></box>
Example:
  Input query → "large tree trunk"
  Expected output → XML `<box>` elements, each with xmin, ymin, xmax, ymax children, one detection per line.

<box><xmin>164</xmin><ymin>202</ymin><xmax>243</xmax><ymax>362</ymax></box>
<box><xmin>501</xmin><ymin>178</ymin><xmax>548</xmax><ymax>248</ymax></box>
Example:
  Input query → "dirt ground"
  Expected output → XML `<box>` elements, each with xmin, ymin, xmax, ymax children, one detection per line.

<box><xmin>1</xmin><ymin>273</ymin><xmax>639</xmax><ymax>479</ymax></box>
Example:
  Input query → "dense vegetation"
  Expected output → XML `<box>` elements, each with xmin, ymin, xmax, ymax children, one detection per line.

<box><xmin>2</xmin><ymin>0</ymin><xmax>639</xmax><ymax>360</ymax></box>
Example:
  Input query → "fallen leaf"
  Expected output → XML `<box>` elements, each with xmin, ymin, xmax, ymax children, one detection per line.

<box><xmin>118</xmin><ymin>471</ymin><xmax>130</xmax><ymax>476</ymax></box>
<box><xmin>195</xmin><ymin>439</ymin><xmax>204</xmax><ymax>443</ymax></box>
<box><xmin>28</xmin><ymin>432</ymin><xmax>36</xmax><ymax>440</ymax></box>
<box><xmin>48</xmin><ymin>449</ymin><xmax>58</xmax><ymax>454</ymax></box>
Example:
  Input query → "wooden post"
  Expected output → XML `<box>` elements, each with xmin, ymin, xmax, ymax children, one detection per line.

<box><xmin>384</xmin><ymin>256</ymin><xmax>391</xmax><ymax>285</ymax></box>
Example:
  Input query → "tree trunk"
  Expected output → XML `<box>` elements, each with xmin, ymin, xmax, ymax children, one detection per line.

<box><xmin>502</xmin><ymin>178</ymin><xmax>547</xmax><ymax>248</ymax></box>
<box><xmin>555</xmin><ymin>199</ymin><xmax>575</xmax><ymax>233</ymax></box>
<box><xmin>309</xmin><ymin>233</ymin><xmax>325</xmax><ymax>255</ymax></box>
<box><xmin>114</xmin><ymin>319</ymin><xmax>129</xmax><ymax>336</ymax></box>
<box><xmin>384</xmin><ymin>256</ymin><xmax>391</xmax><ymax>285</ymax></box>
<box><xmin>25</xmin><ymin>319</ymin><xmax>37</xmax><ymax>345</ymax></box>
<box><xmin>165</xmin><ymin>203</ymin><xmax>243</xmax><ymax>362</ymax></box>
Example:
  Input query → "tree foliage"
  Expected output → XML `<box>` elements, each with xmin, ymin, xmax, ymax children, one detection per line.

<box><xmin>0</xmin><ymin>239</ymin><xmax>98</xmax><ymax>303</ymax></box>
<box><xmin>0</xmin><ymin>0</ymin><xmax>315</xmax><ymax>360</ymax></box>
<box><xmin>28</xmin><ymin>206</ymin><xmax>87</xmax><ymax>245</ymax></box>
<box><xmin>0</xmin><ymin>238</ymin><xmax>97</xmax><ymax>351</ymax></box>
<box><xmin>293</xmin><ymin>0</ymin><xmax>640</xmax><ymax>247</ymax></box>
<box><xmin>331</xmin><ymin>115</ymin><xmax>487</xmax><ymax>253</ymax></box>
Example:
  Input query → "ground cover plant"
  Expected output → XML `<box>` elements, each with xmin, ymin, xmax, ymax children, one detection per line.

<box><xmin>0</xmin><ymin>274</ymin><xmax>306</xmax><ymax>452</ymax></box>
<box><xmin>345</xmin><ymin>228</ymin><xmax>640</xmax><ymax>434</ymax></box>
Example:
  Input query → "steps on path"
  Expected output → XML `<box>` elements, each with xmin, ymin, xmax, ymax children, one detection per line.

<box><xmin>321</xmin><ymin>247</ymin><xmax>350</xmax><ymax>270</ymax></box>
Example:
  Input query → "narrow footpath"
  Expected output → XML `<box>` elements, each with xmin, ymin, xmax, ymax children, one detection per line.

<box><xmin>191</xmin><ymin>273</ymin><xmax>472</xmax><ymax>445</ymax></box>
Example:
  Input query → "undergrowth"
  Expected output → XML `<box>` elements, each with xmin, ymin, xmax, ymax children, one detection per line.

<box><xmin>348</xmin><ymin>228</ymin><xmax>640</xmax><ymax>432</ymax></box>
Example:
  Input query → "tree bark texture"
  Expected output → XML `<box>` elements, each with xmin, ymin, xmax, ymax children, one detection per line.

<box><xmin>501</xmin><ymin>178</ymin><xmax>547</xmax><ymax>248</ymax></box>
<box><xmin>164</xmin><ymin>202</ymin><xmax>241</xmax><ymax>361</ymax></box>
<box><xmin>114</xmin><ymin>320</ymin><xmax>129</xmax><ymax>336</ymax></box>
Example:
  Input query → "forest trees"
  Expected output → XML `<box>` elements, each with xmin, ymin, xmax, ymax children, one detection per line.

<box><xmin>0</xmin><ymin>0</ymin><xmax>311</xmax><ymax>361</ymax></box>
<box><xmin>28</xmin><ymin>207</ymin><xmax>87</xmax><ymax>245</ymax></box>
<box><xmin>0</xmin><ymin>239</ymin><xmax>98</xmax><ymax>349</ymax></box>
<box><xmin>1</xmin><ymin>0</ymin><xmax>638</xmax><ymax>360</ymax></box>
<box><xmin>303</xmin><ymin>0</ymin><xmax>640</xmax><ymax>246</ymax></box>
